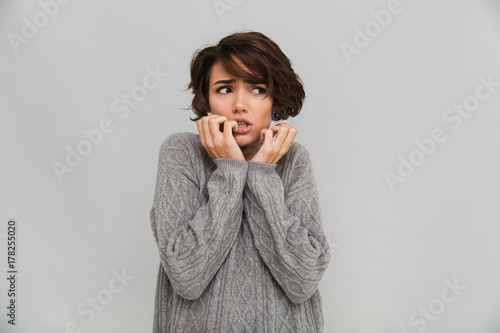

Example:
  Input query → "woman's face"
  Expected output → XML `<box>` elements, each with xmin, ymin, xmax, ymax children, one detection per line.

<box><xmin>207</xmin><ymin>60</ymin><xmax>273</xmax><ymax>148</ymax></box>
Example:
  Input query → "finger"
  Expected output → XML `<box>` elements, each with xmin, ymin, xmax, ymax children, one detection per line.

<box><xmin>260</xmin><ymin>128</ymin><xmax>267</xmax><ymax>142</ymax></box>
<box><xmin>208</xmin><ymin>115</ymin><xmax>226</xmax><ymax>140</ymax></box>
<box><xmin>223</xmin><ymin>120</ymin><xmax>238</xmax><ymax>139</ymax></box>
<box><xmin>275</xmin><ymin>124</ymin><xmax>296</xmax><ymax>153</ymax></box>
<box><xmin>198</xmin><ymin>117</ymin><xmax>218</xmax><ymax>159</ymax></box>
<box><xmin>277</xmin><ymin>123</ymin><xmax>297</xmax><ymax>137</ymax></box>
<box><xmin>283</xmin><ymin>127</ymin><xmax>296</xmax><ymax>153</ymax></box>
<box><xmin>269</xmin><ymin>124</ymin><xmax>279</xmax><ymax>138</ymax></box>
<box><xmin>273</xmin><ymin>126</ymin><xmax>289</xmax><ymax>148</ymax></box>
<box><xmin>272</xmin><ymin>122</ymin><xmax>290</xmax><ymax>131</ymax></box>
<box><xmin>273</xmin><ymin>123</ymin><xmax>291</xmax><ymax>138</ymax></box>
<box><xmin>196</xmin><ymin>119</ymin><xmax>205</xmax><ymax>147</ymax></box>
<box><xmin>202</xmin><ymin>115</ymin><xmax>219</xmax><ymax>149</ymax></box>
<box><xmin>197</xmin><ymin>118</ymin><xmax>207</xmax><ymax>147</ymax></box>
<box><xmin>203</xmin><ymin>115</ymin><xmax>220</xmax><ymax>140</ymax></box>
<box><xmin>272</xmin><ymin>123</ymin><xmax>294</xmax><ymax>139</ymax></box>
<box><xmin>262</xmin><ymin>129</ymin><xmax>274</xmax><ymax>145</ymax></box>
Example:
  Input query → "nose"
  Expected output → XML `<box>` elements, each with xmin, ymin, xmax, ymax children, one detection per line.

<box><xmin>232</xmin><ymin>88</ymin><xmax>248</xmax><ymax>113</ymax></box>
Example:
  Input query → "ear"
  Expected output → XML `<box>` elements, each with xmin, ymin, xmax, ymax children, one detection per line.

<box><xmin>272</xmin><ymin>109</ymin><xmax>278</xmax><ymax>120</ymax></box>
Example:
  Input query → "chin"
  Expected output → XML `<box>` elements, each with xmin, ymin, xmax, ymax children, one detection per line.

<box><xmin>235</xmin><ymin>135</ymin><xmax>257</xmax><ymax>147</ymax></box>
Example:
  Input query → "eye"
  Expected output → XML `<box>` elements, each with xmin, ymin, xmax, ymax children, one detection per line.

<box><xmin>216</xmin><ymin>86</ymin><xmax>232</xmax><ymax>94</ymax></box>
<box><xmin>252</xmin><ymin>87</ymin><xmax>266</xmax><ymax>94</ymax></box>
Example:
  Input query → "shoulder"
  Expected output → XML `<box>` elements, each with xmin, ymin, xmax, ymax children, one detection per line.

<box><xmin>158</xmin><ymin>132</ymin><xmax>204</xmax><ymax>165</ymax></box>
<box><xmin>276</xmin><ymin>140</ymin><xmax>313</xmax><ymax>177</ymax></box>
<box><xmin>284</xmin><ymin>141</ymin><xmax>312</xmax><ymax>165</ymax></box>
<box><xmin>160</xmin><ymin>132</ymin><xmax>199</xmax><ymax>149</ymax></box>
<box><xmin>277</xmin><ymin>140</ymin><xmax>317</xmax><ymax>188</ymax></box>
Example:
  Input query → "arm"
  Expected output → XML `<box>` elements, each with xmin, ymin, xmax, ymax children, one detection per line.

<box><xmin>243</xmin><ymin>146</ymin><xmax>331</xmax><ymax>303</ymax></box>
<box><xmin>150</xmin><ymin>133</ymin><xmax>248</xmax><ymax>300</ymax></box>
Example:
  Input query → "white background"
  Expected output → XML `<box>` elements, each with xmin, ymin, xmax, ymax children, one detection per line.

<box><xmin>1</xmin><ymin>0</ymin><xmax>500</xmax><ymax>332</ymax></box>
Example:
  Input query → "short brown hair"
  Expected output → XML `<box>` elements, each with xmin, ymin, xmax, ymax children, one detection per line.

<box><xmin>185</xmin><ymin>31</ymin><xmax>305</xmax><ymax>122</ymax></box>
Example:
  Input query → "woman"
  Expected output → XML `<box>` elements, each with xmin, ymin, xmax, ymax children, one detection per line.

<box><xmin>150</xmin><ymin>30</ymin><xmax>331</xmax><ymax>332</ymax></box>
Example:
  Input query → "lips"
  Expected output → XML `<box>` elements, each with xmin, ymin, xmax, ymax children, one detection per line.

<box><xmin>229</xmin><ymin>118</ymin><xmax>251</xmax><ymax>134</ymax></box>
<box><xmin>235</xmin><ymin>124</ymin><xmax>251</xmax><ymax>134</ymax></box>
<box><xmin>229</xmin><ymin>118</ymin><xmax>252</xmax><ymax>134</ymax></box>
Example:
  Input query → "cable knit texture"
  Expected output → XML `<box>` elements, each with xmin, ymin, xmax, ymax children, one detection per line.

<box><xmin>149</xmin><ymin>131</ymin><xmax>330</xmax><ymax>332</ymax></box>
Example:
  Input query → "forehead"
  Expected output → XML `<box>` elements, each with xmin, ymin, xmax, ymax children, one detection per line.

<box><xmin>209</xmin><ymin>62</ymin><xmax>230</xmax><ymax>82</ymax></box>
<box><xmin>209</xmin><ymin>56</ymin><xmax>264</xmax><ymax>84</ymax></box>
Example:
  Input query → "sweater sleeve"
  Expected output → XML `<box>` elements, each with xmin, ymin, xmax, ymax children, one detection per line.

<box><xmin>242</xmin><ymin>146</ymin><xmax>331</xmax><ymax>304</ymax></box>
<box><xmin>150</xmin><ymin>133</ymin><xmax>248</xmax><ymax>300</ymax></box>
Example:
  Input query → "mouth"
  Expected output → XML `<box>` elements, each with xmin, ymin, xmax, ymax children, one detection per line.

<box><xmin>235</xmin><ymin>123</ymin><xmax>252</xmax><ymax>134</ymax></box>
<box><xmin>236</xmin><ymin>121</ymin><xmax>249</xmax><ymax>127</ymax></box>
<box><xmin>233</xmin><ymin>118</ymin><xmax>253</xmax><ymax>134</ymax></box>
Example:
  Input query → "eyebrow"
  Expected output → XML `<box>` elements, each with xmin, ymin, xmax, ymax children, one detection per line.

<box><xmin>213</xmin><ymin>79</ymin><xmax>265</xmax><ymax>85</ymax></box>
<box><xmin>213</xmin><ymin>79</ymin><xmax>235</xmax><ymax>85</ymax></box>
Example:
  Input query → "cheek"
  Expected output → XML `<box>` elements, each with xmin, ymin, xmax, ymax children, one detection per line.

<box><xmin>264</xmin><ymin>102</ymin><xmax>274</xmax><ymax>121</ymax></box>
<box><xmin>208</xmin><ymin>95</ymin><xmax>228</xmax><ymax>114</ymax></box>
<box><xmin>208</xmin><ymin>96</ymin><xmax>219</xmax><ymax>113</ymax></box>
<box><xmin>207</xmin><ymin>93</ymin><xmax>214</xmax><ymax>109</ymax></box>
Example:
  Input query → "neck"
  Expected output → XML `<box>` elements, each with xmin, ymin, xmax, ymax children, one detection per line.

<box><xmin>240</xmin><ymin>140</ymin><xmax>263</xmax><ymax>162</ymax></box>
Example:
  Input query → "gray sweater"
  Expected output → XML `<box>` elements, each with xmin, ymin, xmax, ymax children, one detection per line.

<box><xmin>149</xmin><ymin>132</ymin><xmax>331</xmax><ymax>332</ymax></box>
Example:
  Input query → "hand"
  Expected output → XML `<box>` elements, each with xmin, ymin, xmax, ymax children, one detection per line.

<box><xmin>250</xmin><ymin>123</ymin><xmax>297</xmax><ymax>165</ymax></box>
<box><xmin>196</xmin><ymin>115</ymin><xmax>245</xmax><ymax>161</ymax></box>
